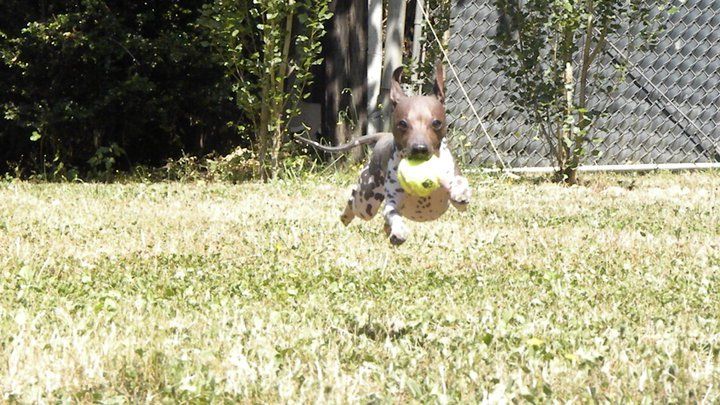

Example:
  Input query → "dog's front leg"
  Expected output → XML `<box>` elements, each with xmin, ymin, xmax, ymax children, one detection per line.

<box><xmin>448</xmin><ymin>175</ymin><xmax>471</xmax><ymax>211</ymax></box>
<box><xmin>438</xmin><ymin>149</ymin><xmax>471</xmax><ymax>211</ymax></box>
<box><xmin>383</xmin><ymin>195</ymin><xmax>409</xmax><ymax>246</ymax></box>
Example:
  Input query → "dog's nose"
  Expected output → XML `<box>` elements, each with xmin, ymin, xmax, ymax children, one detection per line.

<box><xmin>410</xmin><ymin>143</ymin><xmax>429</xmax><ymax>158</ymax></box>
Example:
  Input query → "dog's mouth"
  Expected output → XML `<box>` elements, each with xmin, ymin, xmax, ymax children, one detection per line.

<box><xmin>407</xmin><ymin>147</ymin><xmax>434</xmax><ymax>161</ymax></box>
<box><xmin>408</xmin><ymin>151</ymin><xmax>431</xmax><ymax>161</ymax></box>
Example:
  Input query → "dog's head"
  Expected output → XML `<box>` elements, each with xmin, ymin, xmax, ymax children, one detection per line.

<box><xmin>390</xmin><ymin>62</ymin><xmax>447</xmax><ymax>160</ymax></box>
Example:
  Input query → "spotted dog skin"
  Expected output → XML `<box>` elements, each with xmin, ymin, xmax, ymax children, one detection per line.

<box><xmin>298</xmin><ymin>63</ymin><xmax>471</xmax><ymax>245</ymax></box>
<box><xmin>341</xmin><ymin>135</ymin><xmax>470</xmax><ymax>246</ymax></box>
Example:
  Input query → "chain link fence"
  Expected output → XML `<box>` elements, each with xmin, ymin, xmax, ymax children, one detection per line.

<box><xmin>444</xmin><ymin>0</ymin><xmax>720</xmax><ymax>169</ymax></box>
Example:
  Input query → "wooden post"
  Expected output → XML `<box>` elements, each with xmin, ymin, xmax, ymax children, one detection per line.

<box><xmin>380</xmin><ymin>0</ymin><xmax>406</xmax><ymax>131</ymax></box>
<box><xmin>410</xmin><ymin>0</ymin><xmax>425</xmax><ymax>88</ymax></box>
<box><xmin>367</xmin><ymin>0</ymin><xmax>383</xmax><ymax>136</ymax></box>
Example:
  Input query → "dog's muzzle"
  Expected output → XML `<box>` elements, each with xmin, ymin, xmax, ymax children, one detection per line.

<box><xmin>409</xmin><ymin>143</ymin><xmax>430</xmax><ymax>160</ymax></box>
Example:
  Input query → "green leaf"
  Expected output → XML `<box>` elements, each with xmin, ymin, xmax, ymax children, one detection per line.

<box><xmin>30</xmin><ymin>131</ymin><xmax>42</xmax><ymax>141</ymax></box>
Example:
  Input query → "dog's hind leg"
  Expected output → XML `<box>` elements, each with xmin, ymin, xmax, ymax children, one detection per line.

<box><xmin>340</xmin><ymin>165</ymin><xmax>385</xmax><ymax>226</ymax></box>
<box><xmin>340</xmin><ymin>196</ymin><xmax>356</xmax><ymax>226</ymax></box>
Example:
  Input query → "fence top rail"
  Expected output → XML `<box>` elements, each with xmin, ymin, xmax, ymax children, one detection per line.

<box><xmin>468</xmin><ymin>162</ymin><xmax>720</xmax><ymax>174</ymax></box>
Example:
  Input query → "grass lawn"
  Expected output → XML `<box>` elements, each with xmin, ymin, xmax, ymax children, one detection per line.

<box><xmin>0</xmin><ymin>171</ymin><xmax>719</xmax><ymax>402</ymax></box>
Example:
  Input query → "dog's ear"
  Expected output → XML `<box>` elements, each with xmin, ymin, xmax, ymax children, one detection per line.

<box><xmin>433</xmin><ymin>61</ymin><xmax>446</xmax><ymax>104</ymax></box>
<box><xmin>390</xmin><ymin>66</ymin><xmax>407</xmax><ymax>106</ymax></box>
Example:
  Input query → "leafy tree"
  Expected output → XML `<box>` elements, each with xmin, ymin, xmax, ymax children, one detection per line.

<box><xmin>493</xmin><ymin>0</ymin><xmax>671</xmax><ymax>184</ymax></box>
<box><xmin>199</xmin><ymin>0</ymin><xmax>332</xmax><ymax>179</ymax></box>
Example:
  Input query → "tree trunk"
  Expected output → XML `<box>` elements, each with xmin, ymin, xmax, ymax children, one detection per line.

<box><xmin>257</xmin><ymin>57</ymin><xmax>272</xmax><ymax>181</ymax></box>
<box><xmin>322</xmin><ymin>0</ymin><xmax>368</xmax><ymax>162</ymax></box>
<box><xmin>270</xmin><ymin>12</ymin><xmax>295</xmax><ymax>178</ymax></box>
<box><xmin>563</xmin><ymin>61</ymin><xmax>578</xmax><ymax>185</ymax></box>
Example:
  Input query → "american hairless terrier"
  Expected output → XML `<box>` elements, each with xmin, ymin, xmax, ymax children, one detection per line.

<box><xmin>296</xmin><ymin>63</ymin><xmax>471</xmax><ymax>245</ymax></box>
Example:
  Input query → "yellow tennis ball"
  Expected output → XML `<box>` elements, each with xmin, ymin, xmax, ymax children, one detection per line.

<box><xmin>397</xmin><ymin>156</ymin><xmax>441</xmax><ymax>197</ymax></box>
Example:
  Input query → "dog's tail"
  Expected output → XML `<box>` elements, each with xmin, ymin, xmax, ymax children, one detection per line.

<box><xmin>294</xmin><ymin>133</ymin><xmax>385</xmax><ymax>153</ymax></box>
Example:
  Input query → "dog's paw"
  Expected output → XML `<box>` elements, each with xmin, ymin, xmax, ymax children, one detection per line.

<box><xmin>449</xmin><ymin>176</ymin><xmax>471</xmax><ymax>208</ymax></box>
<box><xmin>340</xmin><ymin>201</ymin><xmax>355</xmax><ymax>226</ymax></box>
<box><xmin>340</xmin><ymin>213</ymin><xmax>354</xmax><ymax>226</ymax></box>
<box><xmin>389</xmin><ymin>221</ymin><xmax>409</xmax><ymax>246</ymax></box>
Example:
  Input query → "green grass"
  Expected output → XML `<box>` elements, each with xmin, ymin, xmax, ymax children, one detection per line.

<box><xmin>1</xmin><ymin>171</ymin><xmax>719</xmax><ymax>402</ymax></box>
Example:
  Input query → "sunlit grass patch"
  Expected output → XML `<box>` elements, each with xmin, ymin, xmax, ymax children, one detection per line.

<box><xmin>0</xmin><ymin>171</ymin><xmax>719</xmax><ymax>402</ymax></box>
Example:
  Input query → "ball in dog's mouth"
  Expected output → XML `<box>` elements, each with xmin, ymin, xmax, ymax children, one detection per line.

<box><xmin>397</xmin><ymin>156</ymin><xmax>441</xmax><ymax>197</ymax></box>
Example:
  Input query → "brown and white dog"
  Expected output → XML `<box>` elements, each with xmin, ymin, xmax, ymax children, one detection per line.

<box><xmin>296</xmin><ymin>63</ymin><xmax>471</xmax><ymax>245</ymax></box>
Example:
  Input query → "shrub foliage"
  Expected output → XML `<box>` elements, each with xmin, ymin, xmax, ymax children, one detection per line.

<box><xmin>0</xmin><ymin>1</ymin><xmax>241</xmax><ymax>177</ymax></box>
<box><xmin>492</xmin><ymin>0</ymin><xmax>671</xmax><ymax>183</ymax></box>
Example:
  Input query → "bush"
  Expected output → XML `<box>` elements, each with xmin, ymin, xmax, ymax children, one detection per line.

<box><xmin>0</xmin><ymin>1</ymin><xmax>240</xmax><ymax>177</ymax></box>
<box><xmin>199</xmin><ymin>0</ymin><xmax>331</xmax><ymax>179</ymax></box>
<box><xmin>492</xmin><ymin>0</ymin><xmax>671</xmax><ymax>184</ymax></box>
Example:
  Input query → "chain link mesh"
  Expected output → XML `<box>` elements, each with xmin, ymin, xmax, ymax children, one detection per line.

<box><xmin>444</xmin><ymin>0</ymin><xmax>720</xmax><ymax>168</ymax></box>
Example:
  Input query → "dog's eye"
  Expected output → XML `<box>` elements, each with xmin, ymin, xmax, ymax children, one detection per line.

<box><xmin>397</xmin><ymin>120</ymin><xmax>408</xmax><ymax>130</ymax></box>
<box><xmin>432</xmin><ymin>119</ymin><xmax>443</xmax><ymax>130</ymax></box>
